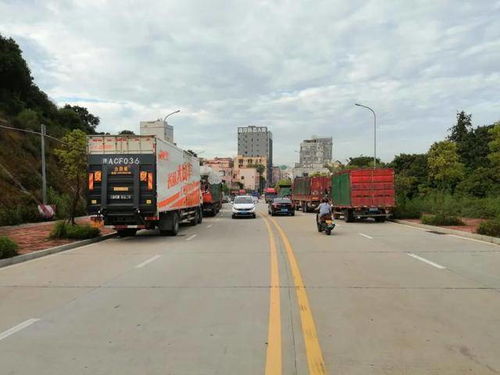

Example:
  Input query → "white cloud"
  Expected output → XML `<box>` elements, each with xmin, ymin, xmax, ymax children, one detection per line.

<box><xmin>1</xmin><ymin>0</ymin><xmax>499</xmax><ymax>165</ymax></box>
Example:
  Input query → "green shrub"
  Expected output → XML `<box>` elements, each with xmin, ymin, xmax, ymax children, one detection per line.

<box><xmin>421</xmin><ymin>214</ymin><xmax>465</xmax><ymax>226</ymax></box>
<box><xmin>49</xmin><ymin>221</ymin><xmax>100</xmax><ymax>240</ymax></box>
<box><xmin>49</xmin><ymin>221</ymin><xmax>68</xmax><ymax>239</ymax></box>
<box><xmin>0</xmin><ymin>236</ymin><xmax>19</xmax><ymax>259</ymax></box>
<box><xmin>396</xmin><ymin>193</ymin><xmax>500</xmax><ymax>220</ymax></box>
<box><xmin>393</xmin><ymin>200</ymin><xmax>422</xmax><ymax>219</ymax></box>
<box><xmin>477</xmin><ymin>219</ymin><xmax>500</xmax><ymax>238</ymax></box>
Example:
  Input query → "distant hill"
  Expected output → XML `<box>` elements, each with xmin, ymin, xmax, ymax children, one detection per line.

<box><xmin>0</xmin><ymin>34</ymin><xmax>100</xmax><ymax>225</ymax></box>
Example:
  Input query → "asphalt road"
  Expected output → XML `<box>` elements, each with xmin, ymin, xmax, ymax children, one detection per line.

<box><xmin>0</xmin><ymin>202</ymin><xmax>499</xmax><ymax>374</ymax></box>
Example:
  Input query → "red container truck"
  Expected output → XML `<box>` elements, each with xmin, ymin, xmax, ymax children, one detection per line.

<box><xmin>331</xmin><ymin>168</ymin><xmax>395</xmax><ymax>222</ymax></box>
<box><xmin>291</xmin><ymin>176</ymin><xmax>331</xmax><ymax>212</ymax></box>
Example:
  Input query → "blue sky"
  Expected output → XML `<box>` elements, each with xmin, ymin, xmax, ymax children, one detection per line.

<box><xmin>1</xmin><ymin>0</ymin><xmax>499</xmax><ymax>165</ymax></box>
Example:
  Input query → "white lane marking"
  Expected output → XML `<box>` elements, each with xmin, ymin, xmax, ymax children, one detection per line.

<box><xmin>448</xmin><ymin>234</ymin><xmax>497</xmax><ymax>246</ymax></box>
<box><xmin>215</xmin><ymin>218</ymin><xmax>220</xmax><ymax>222</ymax></box>
<box><xmin>186</xmin><ymin>234</ymin><xmax>197</xmax><ymax>241</ymax></box>
<box><xmin>207</xmin><ymin>224</ymin><xmax>213</xmax><ymax>228</ymax></box>
<box><xmin>359</xmin><ymin>233</ymin><xmax>373</xmax><ymax>239</ymax></box>
<box><xmin>407</xmin><ymin>253</ymin><xmax>446</xmax><ymax>269</ymax></box>
<box><xmin>135</xmin><ymin>255</ymin><xmax>161</xmax><ymax>268</ymax></box>
<box><xmin>0</xmin><ymin>319</ymin><xmax>40</xmax><ymax>341</ymax></box>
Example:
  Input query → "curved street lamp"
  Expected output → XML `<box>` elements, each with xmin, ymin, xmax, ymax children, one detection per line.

<box><xmin>355</xmin><ymin>103</ymin><xmax>377</xmax><ymax>169</ymax></box>
<box><xmin>163</xmin><ymin>109</ymin><xmax>180</xmax><ymax>124</ymax></box>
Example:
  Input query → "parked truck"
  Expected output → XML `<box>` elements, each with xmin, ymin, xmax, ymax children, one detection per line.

<box><xmin>277</xmin><ymin>181</ymin><xmax>292</xmax><ymax>197</ymax></box>
<box><xmin>87</xmin><ymin>135</ymin><xmax>202</xmax><ymax>237</ymax></box>
<box><xmin>331</xmin><ymin>168</ymin><xmax>395</xmax><ymax>222</ymax></box>
<box><xmin>200</xmin><ymin>165</ymin><xmax>222</xmax><ymax>217</ymax></box>
<box><xmin>264</xmin><ymin>187</ymin><xmax>277</xmax><ymax>203</ymax></box>
<box><xmin>291</xmin><ymin>176</ymin><xmax>331</xmax><ymax>212</ymax></box>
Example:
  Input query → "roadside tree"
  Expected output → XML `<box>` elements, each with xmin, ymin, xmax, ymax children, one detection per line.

<box><xmin>54</xmin><ymin>129</ymin><xmax>87</xmax><ymax>224</ymax></box>
<box><xmin>427</xmin><ymin>141</ymin><xmax>465</xmax><ymax>192</ymax></box>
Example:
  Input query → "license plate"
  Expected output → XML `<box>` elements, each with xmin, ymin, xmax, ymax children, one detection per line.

<box><xmin>110</xmin><ymin>194</ymin><xmax>132</xmax><ymax>200</ymax></box>
<box><xmin>280</xmin><ymin>209</ymin><xmax>288</xmax><ymax>212</ymax></box>
<box><xmin>369</xmin><ymin>208</ymin><xmax>378</xmax><ymax>212</ymax></box>
<box><xmin>326</xmin><ymin>220</ymin><xmax>333</xmax><ymax>224</ymax></box>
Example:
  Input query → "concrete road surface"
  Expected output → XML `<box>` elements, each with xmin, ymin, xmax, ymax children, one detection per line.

<box><xmin>0</xmin><ymin>202</ymin><xmax>499</xmax><ymax>374</ymax></box>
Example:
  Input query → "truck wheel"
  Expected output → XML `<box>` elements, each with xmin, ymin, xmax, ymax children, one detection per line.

<box><xmin>159</xmin><ymin>212</ymin><xmax>179</xmax><ymax>236</ymax></box>
<box><xmin>344</xmin><ymin>209</ymin><xmax>354</xmax><ymax>222</ymax></box>
<box><xmin>197</xmin><ymin>207</ymin><xmax>203</xmax><ymax>224</ymax></box>
<box><xmin>375</xmin><ymin>216</ymin><xmax>386</xmax><ymax>223</ymax></box>
<box><xmin>168</xmin><ymin>213</ymin><xmax>179</xmax><ymax>235</ymax></box>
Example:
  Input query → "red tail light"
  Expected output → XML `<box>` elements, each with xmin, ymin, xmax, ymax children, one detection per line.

<box><xmin>88</xmin><ymin>173</ymin><xmax>94</xmax><ymax>190</ymax></box>
<box><xmin>147</xmin><ymin>172</ymin><xmax>153</xmax><ymax>190</ymax></box>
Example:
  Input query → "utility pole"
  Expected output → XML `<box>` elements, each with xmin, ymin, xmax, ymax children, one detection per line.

<box><xmin>41</xmin><ymin>124</ymin><xmax>47</xmax><ymax>205</ymax></box>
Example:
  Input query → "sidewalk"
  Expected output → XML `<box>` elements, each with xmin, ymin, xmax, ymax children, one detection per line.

<box><xmin>0</xmin><ymin>218</ymin><xmax>114</xmax><ymax>255</ymax></box>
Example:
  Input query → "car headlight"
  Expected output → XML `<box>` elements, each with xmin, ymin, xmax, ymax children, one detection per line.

<box><xmin>232</xmin><ymin>207</ymin><xmax>238</xmax><ymax>213</ymax></box>
<box><xmin>250</xmin><ymin>207</ymin><xmax>256</xmax><ymax>212</ymax></box>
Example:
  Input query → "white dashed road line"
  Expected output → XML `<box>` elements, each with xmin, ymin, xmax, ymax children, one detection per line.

<box><xmin>207</xmin><ymin>224</ymin><xmax>213</xmax><ymax>228</ymax></box>
<box><xmin>135</xmin><ymin>255</ymin><xmax>161</xmax><ymax>268</ymax></box>
<box><xmin>359</xmin><ymin>233</ymin><xmax>373</xmax><ymax>239</ymax></box>
<box><xmin>186</xmin><ymin>234</ymin><xmax>197</xmax><ymax>241</ymax></box>
<box><xmin>0</xmin><ymin>319</ymin><xmax>40</xmax><ymax>341</ymax></box>
<box><xmin>407</xmin><ymin>253</ymin><xmax>446</xmax><ymax>269</ymax></box>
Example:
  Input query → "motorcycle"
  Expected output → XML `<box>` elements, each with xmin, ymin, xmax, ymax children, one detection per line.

<box><xmin>316</xmin><ymin>214</ymin><xmax>335</xmax><ymax>235</ymax></box>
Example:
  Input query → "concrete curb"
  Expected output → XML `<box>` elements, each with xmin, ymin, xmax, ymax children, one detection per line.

<box><xmin>0</xmin><ymin>232</ymin><xmax>117</xmax><ymax>269</ymax></box>
<box><xmin>391</xmin><ymin>219</ymin><xmax>500</xmax><ymax>245</ymax></box>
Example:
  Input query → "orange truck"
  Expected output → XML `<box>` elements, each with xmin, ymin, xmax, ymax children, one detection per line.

<box><xmin>87</xmin><ymin>135</ymin><xmax>202</xmax><ymax>237</ymax></box>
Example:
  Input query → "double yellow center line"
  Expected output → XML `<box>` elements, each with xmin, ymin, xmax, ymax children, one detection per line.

<box><xmin>262</xmin><ymin>214</ymin><xmax>327</xmax><ymax>375</ymax></box>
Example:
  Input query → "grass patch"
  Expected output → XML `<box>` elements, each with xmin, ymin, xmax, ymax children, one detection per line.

<box><xmin>0</xmin><ymin>236</ymin><xmax>19</xmax><ymax>259</ymax></box>
<box><xmin>396</xmin><ymin>193</ymin><xmax>500</xmax><ymax>220</ymax></box>
<box><xmin>421</xmin><ymin>214</ymin><xmax>465</xmax><ymax>226</ymax></box>
<box><xmin>49</xmin><ymin>221</ymin><xmax>100</xmax><ymax>240</ymax></box>
<box><xmin>477</xmin><ymin>219</ymin><xmax>500</xmax><ymax>238</ymax></box>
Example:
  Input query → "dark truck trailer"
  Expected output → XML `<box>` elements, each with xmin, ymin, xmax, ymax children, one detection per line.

<box><xmin>331</xmin><ymin>168</ymin><xmax>395</xmax><ymax>222</ymax></box>
<box><xmin>277</xmin><ymin>182</ymin><xmax>292</xmax><ymax>198</ymax></box>
<box><xmin>200</xmin><ymin>166</ymin><xmax>222</xmax><ymax>217</ymax></box>
<box><xmin>87</xmin><ymin>135</ymin><xmax>202</xmax><ymax>237</ymax></box>
<box><xmin>291</xmin><ymin>176</ymin><xmax>331</xmax><ymax>212</ymax></box>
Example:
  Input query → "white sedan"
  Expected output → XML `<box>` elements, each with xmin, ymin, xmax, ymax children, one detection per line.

<box><xmin>231</xmin><ymin>196</ymin><xmax>256</xmax><ymax>219</ymax></box>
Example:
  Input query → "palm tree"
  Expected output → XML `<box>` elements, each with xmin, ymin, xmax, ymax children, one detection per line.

<box><xmin>255</xmin><ymin>164</ymin><xmax>266</xmax><ymax>192</ymax></box>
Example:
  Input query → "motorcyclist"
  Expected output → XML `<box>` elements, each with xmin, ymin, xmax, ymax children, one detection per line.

<box><xmin>317</xmin><ymin>198</ymin><xmax>333</xmax><ymax>222</ymax></box>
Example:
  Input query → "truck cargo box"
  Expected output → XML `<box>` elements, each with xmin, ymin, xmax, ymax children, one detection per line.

<box><xmin>87</xmin><ymin>135</ymin><xmax>201</xmax><ymax>233</ymax></box>
<box><xmin>331</xmin><ymin>168</ymin><xmax>395</xmax><ymax>222</ymax></box>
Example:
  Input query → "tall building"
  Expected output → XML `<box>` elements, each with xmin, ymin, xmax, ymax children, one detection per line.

<box><xmin>237</xmin><ymin>126</ymin><xmax>273</xmax><ymax>183</ymax></box>
<box><xmin>293</xmin><ymin>136</ymin><xmax>333</xmax><ymax>177</ymax></box>
<box><xmin>299</xmin><ymin>136</ymin><xmax>332</xmax><ymax>166</ymax></box>
<box><xmin>140</xmin><ymin>119</ymin><xmax>174</xmax><ymax>143</ymax></box>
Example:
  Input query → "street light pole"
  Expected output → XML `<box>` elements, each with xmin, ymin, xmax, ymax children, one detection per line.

<box><xmin>355</xmin><ymin>103</ymin><xmax>377</xmax><ymax>169</ymax></box>
<box><xmin>41</xmin><ymin>124</ymin><xmax>47</xmax><ymax>204</ymax></box>
<box><xmin>163</xmin><ymin>109</ymin><xmax>180</xmax><ymax>124</ymax></box>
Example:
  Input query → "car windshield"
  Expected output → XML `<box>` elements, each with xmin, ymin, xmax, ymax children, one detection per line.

<box><xmin>273</xmin><ymin>198</ymin><xmax>291</xmax><ymax>204</ymax></box>
<box><xmin>234</xmin><ymin>196</ymin><xmax>253</xmax><ymax>204</ymax></box>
